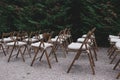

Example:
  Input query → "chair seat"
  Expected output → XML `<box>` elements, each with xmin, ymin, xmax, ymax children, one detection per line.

<box><xmin>82</xmin><ymin>34</ymin><xmax>95</xmax><ymax>38</ymax></box>
<box><xmin>110</xmin><ymin>38</ymin><xmax>120</xmax><ymax>43</ymax></box>
<box><xmin>50</xmin><ymin>37</ymin><xmax>64</xmax><ymax>43</ymax></box>
<box><xmin>31</xmin><ymin>42</ymin><xmax>53</xmax><ymax>49</ymax></box>
<box><xmin>6</xmin><ymin>41</ymin><xmax>27</xmax><ymax>46</ymax></box>
<box><xmin>32</xmin><ymin>34</ymin><xmax>43</xmax><ymax>40</ymax></box>
<box><xmin>77</xmin><ymin>38</ymin><xmax>91</xmax><ymax>43</ymax></box>
<box><xmin>25</xmin><ymin>38</ymin><xmax>38</xmax><ymax>42</ymax></box>
<box><xmin>115</xmin><ymin>42</ymin><xmax>120</xmax><ymax>49</ymax></box>
<box><xmin>68</xmin><ymin>42</ymin><xmax>90</xmax><ymax>50</ymax></box>
<box><xmin>2</xmin><ymin>37</ymin><xmax>13</xmax><ymax>42</ymax></box>
<box><xmin>109</xmin><ymin>35</ymin><xmax>119</xmax><ymax>39</ymax></box>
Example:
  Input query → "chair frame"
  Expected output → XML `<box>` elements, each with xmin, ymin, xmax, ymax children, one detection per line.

<box><xmin>30</xmin><ymin>32</ymin><xmax>58</xmax><ymax>68</ymax></box>
<box><xmin>67</xmin><ymin>28</ymin><xmax>96</xmax><ymax>75</ymax></box>
<box><xmin>7</xmin><ymin>32</ymin><xmax>30</xmax><ymax>62</ymax></box>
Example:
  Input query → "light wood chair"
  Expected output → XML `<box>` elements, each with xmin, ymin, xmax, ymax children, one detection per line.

<box><xmin>6</xmin><ymin>32</ymin><xmax>30</xmax><ymax>62</ymax></box>
<box><xmin>107</xmin><ymin>35</ymin><xmax>120</xmax><ymax>58</ymax></box>
<box><xmin>67</xmin><ymin>28</ymin><xmax>96</xmax><ymax>75</ymax></box>
<box><xmin>23</xmin><ymin>31</ymin><xmax>39</xmax><ymax>45</ymax></box>
<box><xmin>49</xmin><ymin>30</ymin><xmax>68</xmax><ymax>58</ymax></box>
<box><xmin>77</xmin><ymin>31</ymin><xmax>98</xmax><ymax>61</ymax></box>
<box><xmin>107</xmin><ymin>35</ymin><xmax>119</xmax><ymax>53</ymax></box>
<box><xmin>30</xmin><ymin>32</ymin><xmax>58</xmax><ymax>68</ymax></box>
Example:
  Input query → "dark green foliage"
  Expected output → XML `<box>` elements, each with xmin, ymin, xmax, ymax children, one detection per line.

<box><xmin>0</xmin><ymin>0</ymin><xmax>120</xmax><ymax>46</ymax></box>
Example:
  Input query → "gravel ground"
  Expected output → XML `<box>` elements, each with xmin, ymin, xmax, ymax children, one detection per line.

<box><xmin>0</xmin><ymin>47</ymin><xmax>119</xmax><ymax>80</ymax></box>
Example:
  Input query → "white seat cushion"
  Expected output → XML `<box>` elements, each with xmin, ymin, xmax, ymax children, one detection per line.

<box><xmin>109</xmin><ymin>35</ymin><xmax>119</xmax><ymax>39</ymax></box>
<box><xmin>115</xmin><ymin>42</ymin><xmax>120</xmax><ymax>49</ymax></box>
<box><xmin>32</xmin><ymin>34</ymin><xmax>43</xmax><ymax>39</ymax></box>
<box><xmin>25</xmin><ymin>38</ymin><xmax>38</xmax><ymax>42</ymax></box>
<box><xmin>77</xmin><ymin>38</ymin><xmax>91</xmax><ymax>43</ymax></box>
<box><xmin>68</xmin><ymin>42</ymin><xmax>90</xmax><ymax>50</ymax></box>
<box><xmin>3</xmin><ymin>37</ymin><xmax>13</xmax><ymax>42</ymax></box>
<box><xmin>82</xmin><ymin>34</ymin><xmax>95</xmax><ymax>38</ymax></box>
<box><xmin>50</xmin><ymin>37</ymin><xmax>64</xmax><ymax>44</ymax></box>
<box><xmin>31</xmin><ymin>42</ymin><xmax>53</xmax><ymax>49</ymax></box>
<box><xmin>110</xmin><ymin>38</ymin><xmax>120</xmax><ymax>43</ymax></box>
<box><xmin>6</xmin><ymin>41</ymin><xmax>27</xmax><ymax>46</ymax></box>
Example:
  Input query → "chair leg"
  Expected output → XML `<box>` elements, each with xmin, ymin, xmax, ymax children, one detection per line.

<box><xmin>39</xmin><ymin>50</ymin><xmax>45</xmax><ymax>61</ymax></box>
<box><xmin>61</xmin><ymin>44</ymin><xmax>66</xmax><ymax>58</ymax></box>
<box><xmin>16</xmin><ymin>47</ymin><xmax>20</xmax><ymax>58</ymax></box>
<box><xmin>8</xmin><ymin>46</ymin><xmax>15</xmax><ymax>62</ymax></box>
<box><xmin>109</xmin><ymin>48</ymin><xmax>116</xmax><ymax>59</ymax></box>
<box><xmin>49</xmin><ymin>46</ymin><xmax>55</xmax><ymax>57</ymax></box>
<box><xmin>6</xmin><ymin>46</ymin><xmax>9</xmax><ymax>54</ymax></box>
<box><xmin>1</xmin><ymin>44</ymin><xmax>6</xmax><ymax>56</ymax></box>
<box><xmin>22</xmin><ymin>46</ymin><xmax>26</xmax><ymax>55</ymax></box>
<box><xmin>52</xmin><ymin>47</ymin><xmax>58</xmax><ymax>62</ymax></box>
<box><xmin>26</xmin><ymin>45</ymin><xmax>31</xmax><ymax>58</ymax></box>
<box><xmin>19</xmin><ymin>47</ymin><xmax>25</xmax><ymax>62</ymax></box>
<box><xmin>87</xmin><ymin>52</ymin><xmax>95</xmax><ymax>75</ymax></box>
<box><xmin>88</xmin><ymin>49</ymin><xmax>95</xmax><ymax>67</ymax></box>
<box><xmin>113</xmin><ymin>59</ymin><xmax>120</xmax><ymax>70</ymax></box>
<box><xmin>30</xmin><ymin>49</ymin><xmax>39</xmax><ymax>66</ymax></box>
<box><xmin>116</xmin><ymin>72</ymin><xmax>120</xmax><ymax>79</ymax></box>
<box><xmin>67</xmin><ymin>56</ymin><xmax>77</xmax><ymax>73</ymax></box>
<box><xmin>107</xmin><ymin>44</ymin><xmax>113</xmax><ymax>53</ymax></box>
<box><xmin>107</xmin><ymin>45</ymin><xmax>115</xmax><ymax>56</ymax></box>
<box><xmin>67</xmin><ymin>52</ymin><xmax>81</xmax><ymax>73</ymax></box>
<box><xmin>48</xmin><ymin>47</ymin><xmax>58</xmax><ymax>62</ymax></box>
<box><xmin>92</xmin><ymin>46</ymin><xmax>97</xmax><ymax>61</ymax></box>
<box><xmin>93</xmin><ymin>39</ymin><xmax>98</xmax><ymax>51</ymax></box>
<box><xmin>110</xmin><ymin>51</ymin><xmax>118</xmax><ymax>64</ymax></box>
<box><xmin>45</xmin><ymin>50</ymin><xmax>51</xmax><ymax>68</ymax></box>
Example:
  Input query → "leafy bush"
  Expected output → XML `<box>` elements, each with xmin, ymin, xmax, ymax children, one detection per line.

<box><xmin>0</xmin><ymin>0</ymin><xmax>120</xmax><ymax>46</ymax></box>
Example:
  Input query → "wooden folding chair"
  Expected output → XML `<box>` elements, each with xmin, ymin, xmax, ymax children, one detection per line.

<box><xmin>77</xmin><ymin>29</ymin><xmax>98</xmax><ymax>61</ymax></box>
<box><xmin>49</xmin><ymin>30</ymin><xmax>68</xmax><ymax>58</ymax></box>
<box><xmin>23</xmin><ymin>31</ymin><xmax>38</xmax><ymax>44</ymax></box>
<box><xmin>107</xmin><ymin>38</ymin><xmax>120</xmax><ymax>60</ymax></box>
<box><xmin>67</xmin><ymin>29</ymin><xmax>96</xmax><ymax>75</ymax></box>
<box><xmin>82</xmin><ymin>32</ymin><xmax>98</xmax><ymax>50</ymax></box>
<box><xmin>6</xmin><ymin>32</ymin><xmax>30</xmax><ymax>62</ymax></box>
<box><xmin>63</xmin><ymin>28</ymin><xmax>72</xmax><ymax>44</ymax></box>
<box><xmin>107</xmin><ymin>35</ymin><xmax>120</xmax><ymax>57</ymax></box>
<box><xmin>107</xmin><ymin>35</ymin><xmax>119</xmax><ymax>53</ymax></box>
<box><xmin>30</xmin><ymin>32</ymin><xmax>58</xmax><ymax>68</ymax></box>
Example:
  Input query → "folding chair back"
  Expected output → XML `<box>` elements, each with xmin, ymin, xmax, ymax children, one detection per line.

<box><xmin>42</xmin><ymin>33</ymin><xmax>51</xmax><ymax>42</ymax></box>
<box><xmin>2</xmin><ymin>32</ymin><xmax>13</xmax><ymax>43</ymax></box>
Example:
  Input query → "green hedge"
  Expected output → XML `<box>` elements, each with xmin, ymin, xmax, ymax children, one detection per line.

<box><xmin>0</xmin><ymin>0</ymin><xmax>120</xmax><ymax>47</ymax></box>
